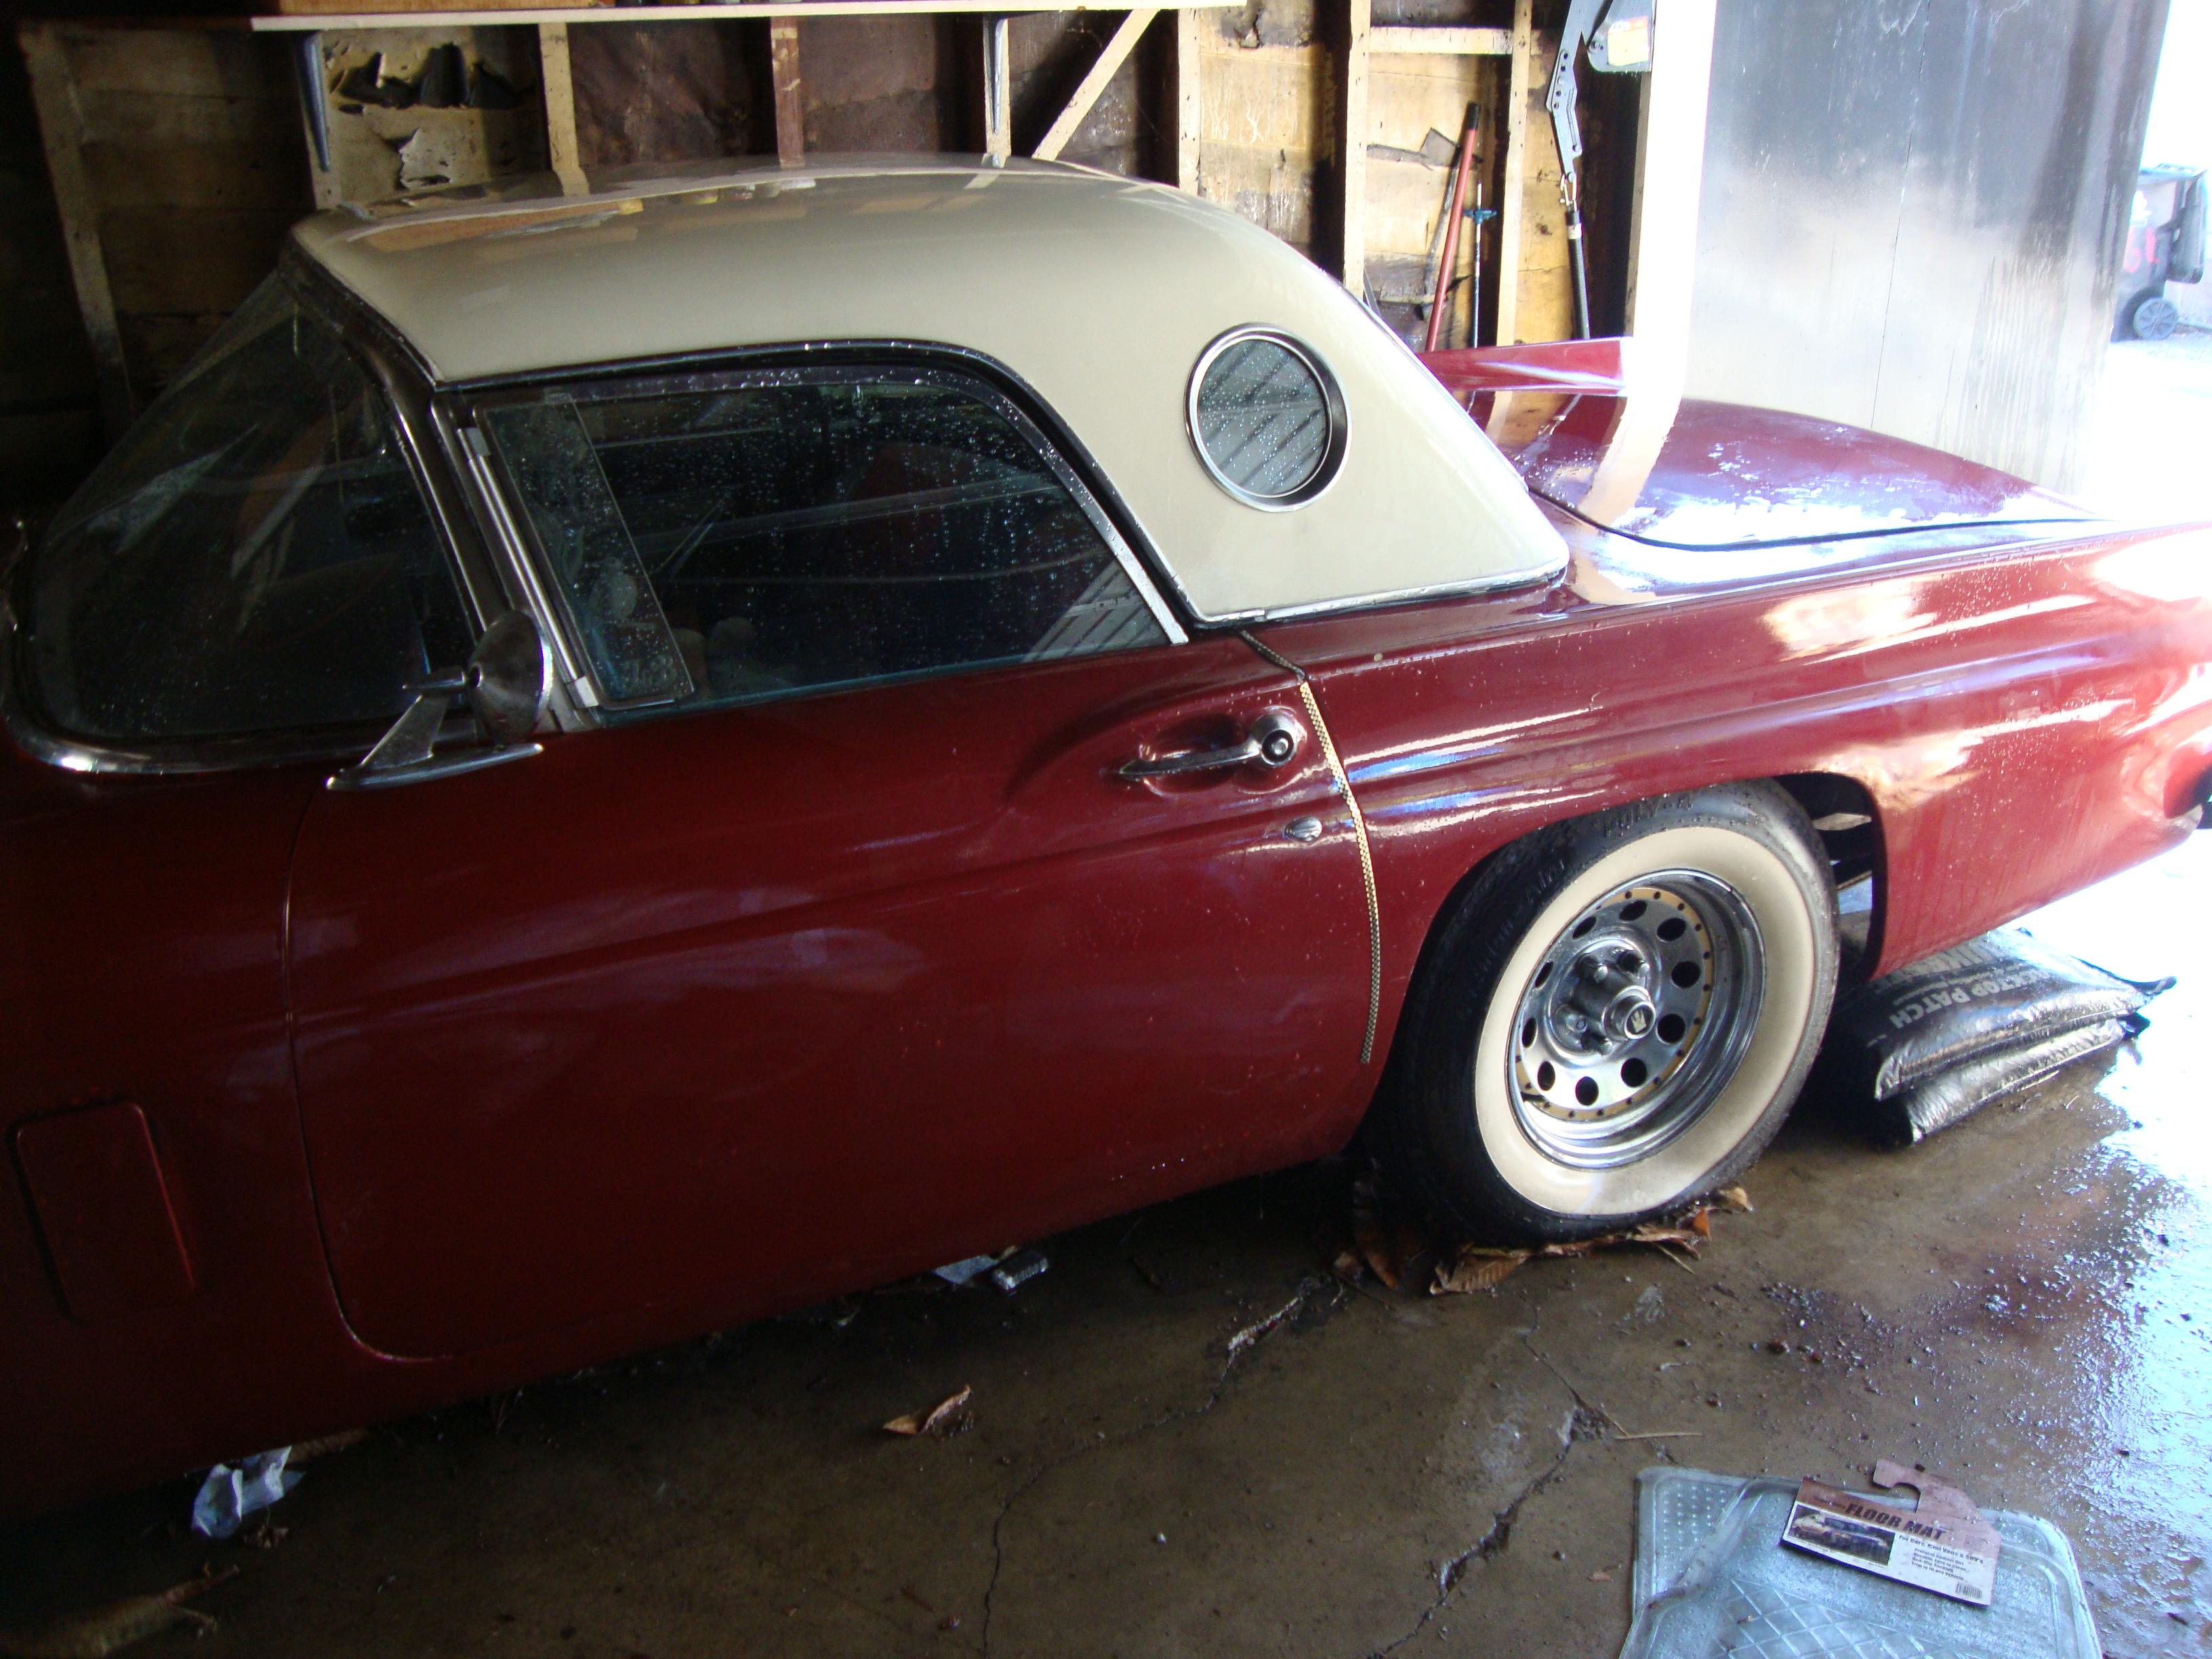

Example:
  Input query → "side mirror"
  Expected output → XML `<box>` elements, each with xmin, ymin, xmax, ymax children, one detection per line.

<box><xmin>466</xmin><ymin>609</ymin><xmax>552</xmax><ymax>745</ymax></box>
<box><xmin>329</xmin><ymin>611</ymin><xmax>552</xmax><ymax>791</ymax></box>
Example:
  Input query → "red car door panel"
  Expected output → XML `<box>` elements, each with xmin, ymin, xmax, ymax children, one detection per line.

<box><xmin>287</xmin><ymin>636</ymin><xmax>1369</xmax><ymax>1357</ymax></box>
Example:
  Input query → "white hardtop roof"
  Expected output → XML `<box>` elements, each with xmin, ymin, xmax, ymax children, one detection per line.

<box><xmin>295</xmin><ymin>157</ymin><xmax>1565</xmax><ymax>623</ymax></box>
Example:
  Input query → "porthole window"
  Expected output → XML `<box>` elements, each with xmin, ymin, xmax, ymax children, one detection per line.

<box><xmin>1187</xmin><ymin>327</ymin><xmax>1347</xmax><ymax>510</ymax></box>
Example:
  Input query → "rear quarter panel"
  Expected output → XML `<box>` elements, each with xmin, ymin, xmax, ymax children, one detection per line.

<box><xmin>1259</xmin><ymin>516</ymin><xmax>2212</xmax><ymax>1126</ymax></box>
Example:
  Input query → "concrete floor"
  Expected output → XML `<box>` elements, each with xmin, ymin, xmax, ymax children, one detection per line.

<box><xmin>5</xmin><ymin>344</ymin><xmax>2211</xmax><ymax>1658</ymax></box>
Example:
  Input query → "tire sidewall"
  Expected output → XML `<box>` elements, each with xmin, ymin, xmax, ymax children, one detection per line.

<box><xmin>1397</xmin><ymin>785</ymin><xmax>1839</xmax><ymax>1240</ymax></box>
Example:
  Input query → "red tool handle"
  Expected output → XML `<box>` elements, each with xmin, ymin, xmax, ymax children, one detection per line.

<box><xmin>1424</xmin><ymin>112</ymin><xmax>1480</xmax><ymax>352</ymax></box>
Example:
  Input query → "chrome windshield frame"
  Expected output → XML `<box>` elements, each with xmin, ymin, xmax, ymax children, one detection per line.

<box><xmin>0</xmin><ymin>250</ymin><xmax>533</xmax><ymax>777</ymax></box>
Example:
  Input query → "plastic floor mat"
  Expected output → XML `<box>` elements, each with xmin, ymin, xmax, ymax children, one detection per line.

<box><xmin>1621</xmin><ymin>1469</ymin><xmax>2099</xmax><ymax>1659</ymax></box>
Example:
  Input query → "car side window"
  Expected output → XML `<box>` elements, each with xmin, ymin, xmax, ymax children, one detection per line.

<box><xmin>23</xmin><ymin>276</ymin><xmax>475</xmax><ymax>747</ymax></box>
<box><xmin>475</xmin><ymin>369</ymin><xmax>1169</xmax><ymax>714</ymax></box>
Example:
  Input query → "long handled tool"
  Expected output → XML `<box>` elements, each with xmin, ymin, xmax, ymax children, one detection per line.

<box><xmin>1423</xmin><ymin>105</ymin><xmax>1481</xmax><ymax>353</ymax></box>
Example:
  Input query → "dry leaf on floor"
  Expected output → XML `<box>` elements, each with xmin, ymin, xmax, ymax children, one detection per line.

<box><xmin>882</xmin><ymin>1385</ymin><xmax>972</xmax><ymax>1437</ymax></box>
<box><xmin>1432</xmin><ymin>1247</ymin><xmax>1533</xmax><ymax>1294</ymax></box>
<box><xmin>1623</xmin><ymin>1222</ymin><xmax>1705</xmax><ymax>1249</ymax></box>
<box><xmin>1330</xmin><ymin>1249</ymin><xmax>1364</xmax><ymax>1286</ymax></box>
<box><xmin>0</xmin><ymin>1568</ymin><xmax>236</xmax><ymax>1659</ymax></box>
<box><xmin>1353</xmin><ymin>1218</ymin><xmax>1400</xmax><ymax>1288</ymax></box>
<box><xmin>1432</xmin><ymin>1205</ymin><xmax>1733</xmax><ymax>1295</ymax></box>
<box><xmin>1714</xmin><ymin>1186</ymin><xmax>1753</xmax><ymax>1212</ymax></box>
<box><xmin>1590</xmin><ymin>1568</ymin><xmax>1613</xmax><ymax>1582</ymax></box>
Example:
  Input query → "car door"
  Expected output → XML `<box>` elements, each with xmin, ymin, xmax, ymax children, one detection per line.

<box><xmin>285</xmin><ymin>359</ymin><xmax>1373</xmax><ymax>1359</ymax></box>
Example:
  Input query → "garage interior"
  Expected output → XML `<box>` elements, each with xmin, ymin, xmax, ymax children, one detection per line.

<box><xmin>2</xmin><ymin>0</ymin><xmax>2207</xmax><ymax>1655</ymax></box>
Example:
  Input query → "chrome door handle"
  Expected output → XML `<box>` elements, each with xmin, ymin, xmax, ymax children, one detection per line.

<box><xmin>1120</xmin><ymin>708</ymin><xmax>1303</xmax><ymax>779</ymax></box>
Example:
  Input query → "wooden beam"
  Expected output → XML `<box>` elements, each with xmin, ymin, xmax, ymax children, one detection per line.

<box><xmin>1174</xmin><ymin>5</ymin><xmax>1202</xmax><ymax>192</ymax></box>
<box><xmin>1032</xmin><ymin>7</ymin><xmax>1157</xmax><ymax>162</ymax></box>
<box><xmin>980</xmin><ymin>14</ymin><xmax>1010</xmax><ymax>161</ymax></box>
<box><xmin>253</xmin><ymin>0</ymin><xmax>1224</xmax><ymax>28</ymax></box>
<box><xmin>1368</xmin><ymin>26</ymin><xmax>1509</xmax><ymax>55</ymax></box>
<box><xmin>769</xmin><ymin>18</ymin><xmax>803</xmax><ymax>166</ymax></box>
<box><xmin>17</xmin><ymin>21</ymin><xmax>132</xmax><ymax>443</ymax></box>
<box><xmin>1337</xmin><ymin>0</ymin><xmax>1368</xmax><ymax>290</ymax></box>
<box><xmin>1492</xmin><ymin>0</ymin><xmax>1534</xmax><ymax>346</ymax></box>
<box><xmin>537</xmin><ymin>21</ymin><xmax>587</xmax><ymax>194</ymax></box>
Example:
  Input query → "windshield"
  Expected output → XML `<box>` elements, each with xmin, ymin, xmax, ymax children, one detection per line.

<box><xmin>20</xmin><ymin>274</ymin><xmax>473</xmax><ymax>748</ymax></box>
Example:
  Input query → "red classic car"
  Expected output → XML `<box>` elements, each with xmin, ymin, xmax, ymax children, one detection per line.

<box><xmin>5</xmin><ymin>158</ymin><xmax>2209</xmax><ymax>1519</ymax></box>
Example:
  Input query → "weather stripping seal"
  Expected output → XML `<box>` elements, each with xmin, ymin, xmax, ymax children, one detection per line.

<box><xmin>1242</xmin><ymin>631</ymin><xmax>1382</xmax><ymax>1065</ymax></box>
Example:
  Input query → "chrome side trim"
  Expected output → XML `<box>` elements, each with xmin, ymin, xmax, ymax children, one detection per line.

<box><xmin>1190</xmin><ymin>556</ymin><xmax>1574</xmax><ymax>628</ymax></box>
<box><xmin>0</xmin><ymin>603</ymin><xmax>467</xmax><ymax>775</ymax></box>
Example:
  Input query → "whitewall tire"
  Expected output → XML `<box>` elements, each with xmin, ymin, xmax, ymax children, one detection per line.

<box><xmin>1378</xmin><ymin>784</ymin><xmax>1839</xmax><ymax>1241</ymax></box>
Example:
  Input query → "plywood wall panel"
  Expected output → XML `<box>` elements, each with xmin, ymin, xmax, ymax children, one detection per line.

<box><xmin>1195</xmin><ymin>35</ymin><xmax>1330</xmax><ymax>254</ymax></box>
<box><xmin>28</xmin><ymin>27</ymin><xmax>311</xmax><ymax>413</ymax></box>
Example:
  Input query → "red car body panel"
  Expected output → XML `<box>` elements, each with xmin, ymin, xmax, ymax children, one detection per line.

<box><xmin>4</xmin><ymin>339</ymin><xmax>2210</xmax><ymax>1518</ymax></box>
<box><xmin>287</xmin><ymin>636</ymin><xmax>1370</xmax><ymax>1359</ymax></box>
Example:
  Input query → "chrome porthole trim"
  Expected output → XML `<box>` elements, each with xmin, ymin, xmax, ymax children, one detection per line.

<box><xmin>1185</xmin><ymin>327</ymin><xmax>1348</xmax><ymax>512</ymax></box>
<box><xmin>1505</xmin><ymin>869</ymin><xmax>1767</xmax><ymax>1172</ymax></box>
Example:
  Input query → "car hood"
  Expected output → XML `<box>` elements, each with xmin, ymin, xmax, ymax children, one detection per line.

<box><xmin>1419</xmin><ymin>342</ymin><xmax>2105</xmax><ymax>550</ymax></box>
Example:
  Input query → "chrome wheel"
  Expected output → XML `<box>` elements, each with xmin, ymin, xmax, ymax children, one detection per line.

<box><xmin>1508</xmin><ymin>870</ymin><xmax>1765</xmax><ymax>1170</ymax></box>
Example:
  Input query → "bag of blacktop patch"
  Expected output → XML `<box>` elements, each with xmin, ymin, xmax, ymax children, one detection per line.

<box><xmin>1821</xmin><ymin>928</ymin><xmax>2172</xmax><ymax>1144</ymax></box>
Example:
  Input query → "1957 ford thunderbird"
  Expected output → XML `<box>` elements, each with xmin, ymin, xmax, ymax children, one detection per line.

<box><xmin>5</xmin><ymin>157</ymin><xmax>2209</xmax><ymax>1517</ymax></box>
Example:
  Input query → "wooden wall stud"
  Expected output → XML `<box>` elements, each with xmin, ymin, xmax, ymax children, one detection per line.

<box><xmin>537</xmin><ymin>22</ymin><xmax>587</xmax><ymax>193</ymax></box>
<box><xmin>1033</xmin><ymin>8</ymin><xmax>1158</xmax><ymax>162</ymax></box>
<box><xmin>770</xmin><ymin>18</ymin><xmax>804</xmax><ymax>165</ymax></box>
<box><xmin>1337</xmin><ymin>0</ymin><xmax>1370</xmax><ymax>290</ymax></box>
<box><xmin>16</xmin><ymin>21</ymin><xmax>133</xmax><ymax>441</ymax></box>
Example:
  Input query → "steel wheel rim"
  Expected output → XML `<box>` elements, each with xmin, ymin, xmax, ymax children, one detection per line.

<box><xmin>1505</xmin><ymin>869</ymin><xmax>1766</xmax><ymax>1170</ymax></box>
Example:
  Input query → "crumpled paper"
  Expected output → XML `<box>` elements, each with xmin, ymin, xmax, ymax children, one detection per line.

<box><xmin>190</xmin><ymin>1448</ymin><xmax>300</xmax><ymax>1538</ymax></box>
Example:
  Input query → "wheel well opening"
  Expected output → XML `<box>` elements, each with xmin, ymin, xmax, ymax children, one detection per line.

<box><xmin>1378</xmin><ymin>776</ymin><xmax>1888</xmax><ymax>1094</ymax></box>
<box><xmin>1774</xmin><ymin>773</ymin><xmax>1883</xmax><ymax>981</ymax></box>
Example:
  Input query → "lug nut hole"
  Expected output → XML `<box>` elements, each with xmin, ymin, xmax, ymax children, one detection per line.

<box><xmin>1537</xmin><ymin>1061</ymin><xmax>1557</xmax><ymax>1090</ymax></box>
<box><xmin>1621</xmin><ymin>1058</ymin><xmax>1649</xmax><ymax>1088</ymax></box>
<box><xmin>1656</xmin><ymin>1013</ymin><xmax>1687</xmax><ymax>1044</ymax></box>
<box><xmin>1574</xmin><ymin>1076</ymin><xmax>1600</xmax><ymax>1106</ymax></box>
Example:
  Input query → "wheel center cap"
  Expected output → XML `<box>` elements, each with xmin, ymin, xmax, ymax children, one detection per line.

<box><xmin>1605</xmin><ymin>987</ymin><xmax>1657</xmax><ymax>1042</ymax></box>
